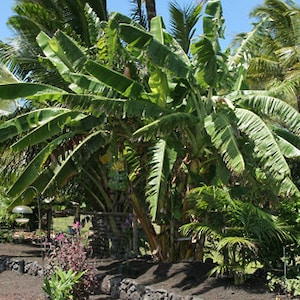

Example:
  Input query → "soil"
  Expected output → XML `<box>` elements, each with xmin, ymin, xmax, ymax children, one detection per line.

<box><xmin>0</xmin><ymin>242</ymin><xmax>292</xmax><ymax>300</ymax></box>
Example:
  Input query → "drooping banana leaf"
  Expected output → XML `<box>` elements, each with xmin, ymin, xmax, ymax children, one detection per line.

<box><xmin>43</xmin><ymin>130</ymin><xmax>109</xmax><ymax>192</ymax></box>
<box><xmin>11</xmin><ymin>111</ymin><xmax>93</xmax><ymax>151</ymax></box>
<box><xmin>8</xmin><ymin>132</ymin><xmax>74</xmax><ymax>198</ymax></box>
<box><xmin>85</xmin><ymin>60</ymin><xmax>144</xmax><ymax>99</ymax></box>
<box><xmin>274</xmin><ymin>134</ymin><xmax>300</xmax><ymax>158</ymax></box>
<box><xmin>0</xmin><ymin>83</ymin><xmax>67</xmax><ymax>101</ymax></box>
<box><xmin>205</xmin><ymin>111</ymin><xmax>245</xmax><ymax>174</ymax></box>
<box><xmin>0</xmin><ymin>108</ymin><xmax>69</xmax><ymax>143</ymax></box>
<box><xmin>119</xmin><ymin>22</ymin><xmax>191</xmax><ymax>79</ymax></box>
<box><xmin>235</xmin><ymin>108</ymin><xmax>291</xmax><ymax>183</ymax></box>
<box><xmin>233</xmin><ymin>91</ymin><xmax>300</xmax><ymax>133</ymax></box>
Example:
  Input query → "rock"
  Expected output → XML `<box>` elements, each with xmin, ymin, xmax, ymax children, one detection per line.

<box><xmin>168</xmin><ymin>292</ymin><xmax>183</xmax><ymax>300</ymax></box>
<box><xmin>101</xmin><ymin>274</ymin><xmax>122</xmax><ymax>297</ymax></box>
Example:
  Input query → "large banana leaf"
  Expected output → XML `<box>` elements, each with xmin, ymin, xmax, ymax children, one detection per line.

<box><xmin>150</xmin><ymin>16</ymin><xmax>165</xmax><ymax>44</ymax></box>
<box><xmin>205</xmin><ymin>111</ymin><xmax>245</xmax><ymax>174</ymax></box>
<box><xmin>37</xmin><ymin>31</ymin><xmax>87</xmax><ymax>79</ymax></box>
<box><xmin>146</xmin><ymin>139</ymin><xmax>168</xmax><ymax>221</ymax></box>
<box><xmin>119</xmin><ymin>22</ymin><xmax>191</xmax><ymax>79</ymax></box>
<box><xmin>203</xmin><ymin>0</ymin><xmax>224</xmax><ymax>42</ymax></box>
<box><xmin>0</xmin><ymin>108</ymin><xmax>69</xmax><ymax>143</ymax></box>
<box><xmin>91</xmin><ymin>95</ymin><xmax>166</xmax><ymax>118</ymax></box>
<box><xmin>133</xmin><ymin>112</ymin><xmax>199</xmax><ymax>138</ymax></box>
<box><xmin>0</xmin><ymin>83</ymin><xmax>67</xmax><ymax>101</ymax></box>
<box><xmin>85</xmin><ymin>60</ymin><xmax>144</xmax><ymax>99</ymax></box>
<box><xmin>7</xmin><ymin>133</ymin><xmax>74</xmax><ymax>198</ymax></box>
<box><xmin>7</xmin><ymin>168</ymin><xmax>56</xmax><ymax>211</ymax></box>
<box><xmin>191</xmin><ymin>37</ymin><xmax>217</xmax><ymax>87</ymax></box>
<box><xmin>235</xmin><ymin>108</ymin><xmax>291</xmax><ymax>183</ymax></box>
<box><xmin>276</xmin><ymin>135</ymin><xmax>300</xmax><ymax>158</ymax></box>
<box><xmin>11</xmin><ymin>111</ymin><xmax>91</xmax><ymax>151</ymax></box>
<box><xmin>43</xmin><ymin>130</ymin><xmax>108</xmax><ymax>192</ymax></box>
<box><xmin>232</xmin><ymin>91</ymin><xmax>300</xmax><ymax>133</ymax></box>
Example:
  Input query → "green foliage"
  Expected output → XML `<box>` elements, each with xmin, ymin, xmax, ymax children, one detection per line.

<box><xmin>268</xmin><ymin>274</ymin><xmax>300</xmax><ymax>297</ymax></box>
<box><xmin>0</xmin><ymin>206</ymin><xmax>14</xmax><ymax>243</ymax></box>
<box><xmin>180</xmin><ymin>185</ymin><xmax>296</xmax><ymax>283</ymax></box>
<box><xmin>43</xmin><ymin>268</ymin><xmax>86</xmax><ymax>300</ymax></box>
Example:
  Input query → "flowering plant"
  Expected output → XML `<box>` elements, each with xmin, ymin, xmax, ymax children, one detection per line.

<box><xmin>47</xmin><ymin>222</ymin><xmax>98</xmax><ymax>299</ymax></box>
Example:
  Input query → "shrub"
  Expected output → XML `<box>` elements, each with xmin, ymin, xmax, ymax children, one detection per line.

<box><xmin>268</xmin><ymin>273</ymin><xmax>300</xmax><ymax>297</ymax></box>
<box><xmin>47</xmin><ymin>222</ymin><xmax>98</xmax><ymax>299</ymax></box>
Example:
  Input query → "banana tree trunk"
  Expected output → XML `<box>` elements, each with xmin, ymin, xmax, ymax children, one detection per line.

<box><xmin>130</xmin><ymin>193</ymin><xmax>165</xmax><ymax>260</ymax></box>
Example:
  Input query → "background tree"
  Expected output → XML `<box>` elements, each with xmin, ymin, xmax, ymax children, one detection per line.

<box><xmin>230</xmin><ymin>0</ymin><xmax>300</xmax><ymax>109</ymax></box>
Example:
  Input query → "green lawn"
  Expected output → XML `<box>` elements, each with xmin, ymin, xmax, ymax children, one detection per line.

<box><xmin>52</xmin><ymin>216</ymin><xmax>91</xmax><ymax>235</ymax></box>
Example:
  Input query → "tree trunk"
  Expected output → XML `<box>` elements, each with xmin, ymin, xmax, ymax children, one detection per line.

<box><xmin>145</xmin><ymin>0</ymin><xmax>157</xmax><ymax>29</ymax></box>
<box><xmin>130</xmin><ymin>193</ymin><xmax>165</xmax><ymax>260</ymax></box>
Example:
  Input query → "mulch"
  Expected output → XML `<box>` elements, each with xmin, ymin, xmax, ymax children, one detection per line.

<box><xmin>0</xmin><ymin>242</ymin><xmax>291</xmax><ymax>300</ymax></box>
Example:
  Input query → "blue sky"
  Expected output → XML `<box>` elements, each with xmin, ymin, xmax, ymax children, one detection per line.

<box><xmin>0</xmin><ymin>0</ymin><xmax>298</xmax><ymax>48</ymax></box>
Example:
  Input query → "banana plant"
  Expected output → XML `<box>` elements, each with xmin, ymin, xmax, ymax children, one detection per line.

<box><xmin>0</xmin><ymin>0</ymin><xmax>300</xmax><ymax>261</ymax></box>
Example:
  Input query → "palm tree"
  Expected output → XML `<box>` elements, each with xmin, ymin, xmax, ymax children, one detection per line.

<box><xmin>180</xmin><ymin>185</ymin><xmax>295</xmax><ymax>284</ymax></box>
<box><xmin>145</xmin><ymin>0</ymin><xmax>156</xmax><ymax>28</ymax></box>
<box><xmin>0</xmin><ymin>0</ymin><xmax>108</xmax><ymax>85</ymax></box>
<box><xmin>168</xmin><ymin>0</ymin><xmax>203</xmax><ymax>53</ymax></box>
<box><xmin>230</xmin><ymin>0</ymin><xmax>300</xmax><ymax>109</ymax></box>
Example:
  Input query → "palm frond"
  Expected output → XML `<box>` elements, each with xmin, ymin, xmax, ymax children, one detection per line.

<box><xmin>228</xmin><ymin>17</ymin><xmax>269</xmax><ymax>69</ymax></box>
<box><xmin>168</xmin><ymin>1</ymin><xmax>202</xmax><ymax>53</ymax></box>
<box><xmin>130</xmin><ymin>0</ymin><xmax>147</xmax><ymax>28</ymax></box>
<box><xmin>217</xmin><ymin>236</ymin><xmax>257</xmax><ymax>253</ymax></box>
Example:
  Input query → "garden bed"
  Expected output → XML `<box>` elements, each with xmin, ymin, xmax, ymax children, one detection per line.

<box><xmin>0</xmin><ymin>242</ymin><xmax>290</xmax><ymax>300</ymax></box>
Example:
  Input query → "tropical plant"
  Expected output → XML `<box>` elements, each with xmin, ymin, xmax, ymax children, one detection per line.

<box><xmin>168</xmin><ymin>0</ymin><xmax>202</xmax><ymax>53</ymax></box>
<box><xmin>268</xmin><ymin>273</ymin><xmax>300</xmax><ymax>296</ymax></box>
<box><xmin>180</xmin><ymin>185</ymin><xmax>295</xmax><ymax>284</ymax></box>
<box><xmin>0</xmin><ymin>0</ymin><xmax>300</xmax><ymax>263</ymax></box>
<box><xmin>230</xmin><ymin>0</ymin><xmax>300</xmax><ymax>109</ymax></box>
<box><xmin>43</xmin><ymin>268</ymin><xmax>86</xmax><ymax>300</ymax></box>
<box><xmin>0</xmin><ymin>0</ymin><xmax>107</xmax><ymax>85</ymax></box>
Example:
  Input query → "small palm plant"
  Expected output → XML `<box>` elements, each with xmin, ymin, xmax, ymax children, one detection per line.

<box><xmin>180</xmin><ymin>185</ymin><xmax>295</xmax><ymax>284</ymax></box>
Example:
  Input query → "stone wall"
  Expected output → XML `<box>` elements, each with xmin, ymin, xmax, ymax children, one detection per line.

<box><xmin>100</xmin><ymin>274</ymin><xmax>204</xmax><ymax>300</ymax></box>
<box><xmin>0</xmin><ymin>256</ymin><xmax>204</xmax><ymax>300</ymax></box>
<box><xmin>0</xmin><ymin>256</ymin><xmax>45</xmax><ymax>276</ymax></box>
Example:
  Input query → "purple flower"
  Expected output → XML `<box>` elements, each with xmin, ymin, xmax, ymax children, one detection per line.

<box><xmin>72</xmin><ymin>221</ymin><xmax>82</xmax><ymax>230</ymax></box>
<box><xmin>55</xmin><ymin>233</ymin><xmax>65</xmax><ymax>241</ymax></box>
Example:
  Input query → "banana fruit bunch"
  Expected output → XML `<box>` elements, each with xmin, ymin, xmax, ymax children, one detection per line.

<box><xmin>108</xmin><ymin>159</ymin><xmax>128</xmax><ymax>191</ymax></box>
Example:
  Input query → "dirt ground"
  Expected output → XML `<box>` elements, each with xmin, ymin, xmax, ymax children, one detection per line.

<box><xmin>0</xmin><ymin>242</ymin><xmax>293</xmax><ymax>300</ymax></box>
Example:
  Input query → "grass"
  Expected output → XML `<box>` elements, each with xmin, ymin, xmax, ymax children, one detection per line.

<box><xmin>52</xmin><ymin>216</ymin><xmax>91</xmax><ymax>235</ymax></box>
